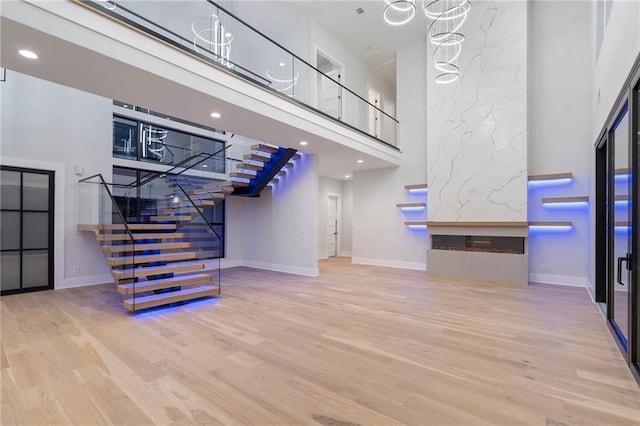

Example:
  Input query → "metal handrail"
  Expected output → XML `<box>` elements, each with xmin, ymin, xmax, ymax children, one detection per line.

<box><xmin>78</xmin><ymin>173</ymin><xmax>136</xmax><ymax>244</ymax></box>
<box><xmin>77</xmin><ymin>0</ymin><xmax>399</xmax><ymax>128</ymax></box>
<box><xmin>205</xmin><ymin>0</ymin><xmax>399</xmax><ymax>124</ymax></box>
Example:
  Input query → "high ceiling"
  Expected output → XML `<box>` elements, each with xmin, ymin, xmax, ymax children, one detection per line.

<box><xmin>275</xmin><ymin>0</ymin><xmax>428</xmax><ymax>87</ymax></box>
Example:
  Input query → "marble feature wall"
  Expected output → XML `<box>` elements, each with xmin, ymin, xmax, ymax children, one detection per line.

<box><xmin>427</xmin><ymin>1</ymin><xmax>527</xmax><ymax>222</ymax></box>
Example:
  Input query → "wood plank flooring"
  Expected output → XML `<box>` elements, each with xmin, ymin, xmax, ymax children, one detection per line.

<box><xmin>2</xmin><ymin>257</ymin><xmax>639</xmax><ymax>425</ymax></box>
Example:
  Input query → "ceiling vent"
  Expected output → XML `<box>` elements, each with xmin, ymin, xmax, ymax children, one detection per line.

<box><xmin>356</xmin><ymin>7</ymin><xmax>365</xmax><ymax>15</ymax></box>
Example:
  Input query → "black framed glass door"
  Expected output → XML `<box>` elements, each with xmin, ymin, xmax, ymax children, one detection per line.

<box><xmin>0</xmin><ymin>166</ymin><xmax>54</xmax><ymax>295</ymax></box>
<box><xmin>609</xmin><ymin>102</ymin><xmax>632</xmax><ymax>348</ymax></box>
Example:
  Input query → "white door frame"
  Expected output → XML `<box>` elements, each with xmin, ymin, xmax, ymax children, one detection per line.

<box><xmin>327</xmin><ymin>193</ymin><xmax>341</xmax><ymax>257</ymax></box>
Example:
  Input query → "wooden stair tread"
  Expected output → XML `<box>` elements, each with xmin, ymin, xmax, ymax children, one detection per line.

<box><xmin>230</xmin><ymin>171</ymin><xmax>257</xmax><ymax>179</ymax></box>
<box><xmin>397</xmin><ymin>203</ymin><xmax>426</xmax><ymax>208</ymax></box>
<box><xmin>112</xmin><ymin>261</ymin><xmax>205</xmax><ymax>280</ymax></box>
<box><xmin>404</xmin><ymin>183</ymin><xmax>428</xmax><ymax>190</ymax></box>
<box><xmin>162</xmin><ymin>207</ymin><xmax>199</xmax><ymax>214</ymax></box>
<box><xmin>79</xmin><ymin>223</ymin><xmax>176</xmax><ymax>231</ymax></box>
<box><xmin>237</xmin><ymin>163</ymin><xmax>263</xmax><ymax>171</ymax></box>
<box><xmin>102</xmin><ymin>242</ymin><xmax>191</xmax><ymax>253</ymax></box>
<box><xmin>117</xmin><ymin>273</ymin><xmax>212</xmax><ymax>295</ymax></box>
<box><xmin>542</xmin><ymin>196</ymin><xmax>589</xmax><ymax>203</ymax></box>
<box><xmin>528</xmin><ymin>172</ymin><xmax>573</xmax><ymax>181</ymax></box>
<box><xmin>107</xmin><ymin>252</ymin><xmax>197</xmax><ymax>266</ymax></box>
<box><xmin>123</xmin><ymin>285</ymin><xmax>219</xmax><ymax>311</ymax></box>
<box><xmin>231</xmin><ymin>181</ymin><xmax>249</xmax><ymax>188</ymax></box>
<box><xmin>96</xmin><ymin>232</ymin><xmax>184</xmax><ymax>241</ymax></box>
<box><xmin>244</xmin><ymin>153</ymin><xmax>271</xmax><ymax>162</ymax></box>
<box><xmin>149</xmin><ymin>215</ymin><xmax>192</xmax><ymax>222</ymax></box>
<box><xmin>251</xmin><ymin>144</ymin><xmax>279</xmax><ymax>154</ymax></box>
<box><xmin>278</xmin><ymin>171</ymin><xmax>286</xmax><ymax>176</ymax></box>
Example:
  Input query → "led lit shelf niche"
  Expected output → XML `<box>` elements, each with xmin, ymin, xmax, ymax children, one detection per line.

<box><xmin>404</xmin><ymin>221</ymin><xmax>428</xmax><ymax>230</ymax></box>
<box><xmin>397</xmin><ymin>202</ymin><xmax>426</xmax><ymax>212</ymax></box>
<box><xmin>528</xmin><ymin>172</ymin><xmax>573</xmax><ymax>186</ymax></box>
<box><xmin>404</xmin><ymin>183</ymin><xmax>428</xmax><ymax>194</ymax></box>
<box><xmin>528</xmin><ymin>221</ymin><xmax>573</xmax><ymax>232</ymax></box>
<box><xmin>542</xmin><ymin>195</ymin><xmax>589</xmax><ymax>208</ymax></box>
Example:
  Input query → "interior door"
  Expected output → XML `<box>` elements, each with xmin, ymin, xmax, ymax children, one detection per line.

<box><xmin>327</xmin><ymin>195</ymin><xmax>338</xmax><ymax>258</ymax></box>
<box><xmin>0</xmin><ymin>166</ymin><xmax>54</xmax><ymax>295</ymax></box>
<box><xmin>320</xmin><ymin>69</ymin><xmax>341</xmax><ymax>120</ymax></box>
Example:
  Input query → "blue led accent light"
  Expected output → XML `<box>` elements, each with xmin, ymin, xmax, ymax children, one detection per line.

<box><xmin>615</xmin><ymin>225</ymin><xmax>631</xmax><ymax>234</ymax></box>
<box><xmin>407</xmin><ymin>225</ymin><xmax>427</xmax><ymax>230</ymax></box>
<box><xmin>400</xmin><ymin>206</ymin><xmax>426</xmax><ymax>212</ymax></box>
<box><xmin>408</xmin><ymin>188</ymin><xmax>428</xmax><ymax>194</ymax></box>
<box><xmin>542</xmin><ymin>201</ymin><xmax>589</xmax><ymax>209</ymax></box>
<box><xmin>614</xmin><ymin>173</ymin><xmax>631</xmax><ymax>183</ymax></box>
<box><xmin>527</xmin><ymin>178</ymin><xmax>573</xmax><ymax>187</ymax></box>
<box><xmin>528</xmin><ymin>225</ymin><xmax>573</xmax><ymax>233</ymax></box>
<box><xmin>614</xmin><ymin>199</ymin><xmax>630</xmax><ymax>207</ymax></box>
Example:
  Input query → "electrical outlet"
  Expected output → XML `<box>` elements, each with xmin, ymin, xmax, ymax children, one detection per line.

<box><xmin>73</xmin><ymin>266</ymin><xmax>80</xmax><ymax>274</ymax></box>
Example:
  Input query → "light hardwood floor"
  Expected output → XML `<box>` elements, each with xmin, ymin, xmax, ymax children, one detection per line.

<box><xmin>2</xmin><ymin>257</ymin><xmax>639</xmax><ymax>425</ymax></box>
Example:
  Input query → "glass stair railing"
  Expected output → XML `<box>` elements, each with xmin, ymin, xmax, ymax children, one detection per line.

<box><xmin>80</xmin><ymin>0</ymin><xmax>399</xmax><ymax>148</ymax></box>
<box><xmin>78</xmin><ymin>172</ymin><xmax>224</xmax><ymax>312</ymax></box>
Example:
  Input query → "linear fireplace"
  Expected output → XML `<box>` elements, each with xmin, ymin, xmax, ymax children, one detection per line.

<box><xmin>427</xmin><ymin>222</ymin><xmax>529</xmax><ymax>285</ymax></box>
<box><xmin>431</xmin><ymin>235</ymin><xmax>525</xmax><ymax>254</ymax></box>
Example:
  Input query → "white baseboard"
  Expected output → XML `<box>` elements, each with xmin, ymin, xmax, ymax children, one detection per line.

<box><xmin>219</xmin><ymin>259</ymin><xmax>242</xmax><ymax>269</ymax></box>
<box><xmin>529</xmin><ymin>273</ymin><xmax>587</xmax><ymax>287</ymax></box>
<box><xmin>58</xmin><ymin>273</ymin><xmax>113</xmax><ymax>289</ymax></box>
<box><xmin>352</xmin><ymin>257</ymin><xmax>427</xmax><ymax>271</ymax></box>
<box><xmin>318</xmin><ymin>252</ymin><xmax>328</xmax><ymax>260</ymax></box>
<box><xmin>340</xmin><ymin>251</ymin><xmax>352</xmax><ymax>257</ymax></box>
<box><xmin>585</xmin><ymin>279</ymin><xmax>596</xmax><ymax>302</ymax></box>
<box><xmin>242</xmin><ymin>260</ymin><xmax>319</xmax><ymax>277</ymax></box>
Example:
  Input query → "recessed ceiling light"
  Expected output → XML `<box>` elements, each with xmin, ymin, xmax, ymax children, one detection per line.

<box><xmin>210</xmin><ymin>112</ymin><xmax>221</xmax><ymax>118</ymax></box>
<box><xmin>18</xmin><ymin>49</ymin><xmax>38</xmax><ymax>59</ymax></box>
<box><xmin>345</xmin><ymin>175</ymin><xmax>350</xmax><ymax>179</ymax></box>
<box><xmin>357</xmin><ymin>159</ymin><xmax>364</xmax><ymax>164</ymax></box>
<box><xmin>300</xmin><ymin>141</ymin><xmax>308</xmax><ymax>146</ymax></box>
<box><xmin>123</xmin><ymin>104</ymin><xmax>129</xmax><ymax>108</ymax></box>
<box><xmin>279</xmin><ymin>62</ymin><xmax>286</xmax><ymax>67</ymax></box>
<box><xmin>202</xmin><ymin>164</ymin><xmax>208</xmax><ymax>168</ymax></box>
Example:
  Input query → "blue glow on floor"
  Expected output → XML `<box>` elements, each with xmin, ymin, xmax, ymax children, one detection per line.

<box><xmin>528</xmin><ymin>225</ymin><xmax>573</xmax><ymax>233</ymax></box>
<box><xmin>407</xmin><ymin>188</ymin><xmax>428</xmax><ymax>195</ymax></box>
<box><xmin>542</xmin><ymin>201</ymin><xmax>589</xmax><ymax>209</ymax></box>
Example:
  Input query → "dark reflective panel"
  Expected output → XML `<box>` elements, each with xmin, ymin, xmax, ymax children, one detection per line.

<box><xmin>23</xmin><ymin>212</ymin><xmax>49</xmax><ymax>249</ymax></box>
<box><xmin>0</xmin><ymin>170</ymin><xmax>20</xmax><ymax>210</ymax></box>
<box><xmin>0</xmin><ymin>211</ymin><xmax>20</xmax><ymax>250</ymax></box>
<box><xmin>613</xmin><ymin>110</ymin><xmax>631</xmax><ymax>344</ymax></box>
<box><xmin>23</xmin><ymin>172</ymin><xmax>49</xmax><ymax>211</ymax></box>
<box><xmin>22</xmin><ymin>250</ymin><xmax>49</xmax><ymax>288</ymax></box>
<box><xmin>0</xmin><ymin>251</ymin><xmax>20</xmax><ymax>291</ymax></box>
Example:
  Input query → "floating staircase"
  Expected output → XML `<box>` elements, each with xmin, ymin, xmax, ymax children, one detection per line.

<box><xmin>79</xmin><ymin>217</ymin><xmax>220</xmax><ymax>311</ymax></box>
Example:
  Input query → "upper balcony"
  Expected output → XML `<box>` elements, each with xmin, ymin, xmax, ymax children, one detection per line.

<box><xmin>0</xmin><ymin>0</ymin><xmax>402</xmax><ymax>177</ymax></box>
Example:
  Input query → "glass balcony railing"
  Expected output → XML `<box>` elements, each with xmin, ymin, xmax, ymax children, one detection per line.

<box><xmin>82</xmin><ymin>0</ymin><xmax>399</xmax><ymax>148</ymax></box>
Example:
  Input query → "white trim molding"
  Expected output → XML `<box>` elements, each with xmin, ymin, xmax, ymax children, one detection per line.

<box><xmin>529</xmin><ymin>273</ymin><xmax>588</xmax><ymax>287</ymax></box>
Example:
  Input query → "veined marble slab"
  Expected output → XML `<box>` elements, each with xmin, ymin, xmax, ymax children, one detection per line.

<box><xmin>427</xmin><ymin>1</ymin><xmax>527</xmax><ymax>222</ymax></box>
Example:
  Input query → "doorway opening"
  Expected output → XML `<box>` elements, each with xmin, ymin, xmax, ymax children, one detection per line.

<box><xmin>327</xmin><ymin>194</ymin><xmax>341</xmax><ymax>258</ymax></box>
<box><xmin>316</xmin><ymin>50</ymin><xmax>343</xmax><ymax>121</ymax></box>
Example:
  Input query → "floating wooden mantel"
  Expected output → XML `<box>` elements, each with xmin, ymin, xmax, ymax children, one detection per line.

<box><xmin>426</xmin><ymin>221</ymin><xmax>529</xmax><ymax>227</ymax></box>
<box><xmin>404</xmin><ymin>183</ymin><xmax>428</xmax><ymax>190</ymax></box>
<box><xmin>542</xmin><ymin>196</ymin><xmax>588</xmax><ymax>203</ymax></box>
<box><xmin>397</xmin><ymin>203</ymin><xmax>426</xmax><ymax>208</ymax></box>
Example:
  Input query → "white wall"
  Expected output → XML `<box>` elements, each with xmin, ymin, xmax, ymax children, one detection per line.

<box><xmin>592</xmin><ymin>0</ymin><xmax>640</xmax><ymax>140</ymax></box>
<box><xmin>527</xmin><ymin>0</ymin><xmax>592</xmax><ymax>287</ymax></box>
<box><xmin>240</xmin><ymin>153</ymin><xmax>319</xmax><ymax>276</ymax></box>
<box><xmin>0</xmin><ymin>71</ymin><xmax>113</xmax><ymax>288</ymax></box>
<box><xmin>351</xmin><ymin>40</ymin><xmax>428</xmax><ymax>271</ymax></box>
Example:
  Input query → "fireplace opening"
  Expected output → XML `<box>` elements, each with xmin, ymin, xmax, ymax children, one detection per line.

<box><xmin>431</xmin><ymin>235</ymin><xmax>525</xmax><ymax>254</ymax></box>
